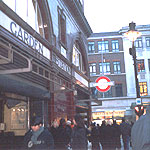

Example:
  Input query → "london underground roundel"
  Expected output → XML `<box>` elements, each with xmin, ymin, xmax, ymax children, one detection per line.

<box><xmin>95</xmin><ymin>76</ymin><xmax>111</xmax><ymax>92</ymax></box>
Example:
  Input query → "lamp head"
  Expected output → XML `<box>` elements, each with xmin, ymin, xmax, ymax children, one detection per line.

<box><xmin>124</xmin><ymin>22</ymin><xmax>141</xmax><ymax>42</ymax></box>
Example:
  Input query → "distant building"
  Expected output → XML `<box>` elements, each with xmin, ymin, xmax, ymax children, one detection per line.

<box><xmin>88</xmin><ymin>24</ymin><xmax>150</xmax><ymax>124</ymax></box>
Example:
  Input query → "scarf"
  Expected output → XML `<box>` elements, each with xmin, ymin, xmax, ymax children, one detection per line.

<box><xmin>31</xmin><ymin>126</ymin><xmax>44</xmax><ymax>144</ymax></box>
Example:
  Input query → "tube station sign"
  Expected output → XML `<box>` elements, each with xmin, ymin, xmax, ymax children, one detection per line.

<box><xmin>90</xmin><ymin>76</ymin><xmax>114</xmax><ymax>92</ymax></box>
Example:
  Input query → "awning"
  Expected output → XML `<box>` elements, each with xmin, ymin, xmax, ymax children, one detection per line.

<box><xmin>0</xmin><ymin>74</ymin><xmax>51</xmax><ymax>99</ymax></box>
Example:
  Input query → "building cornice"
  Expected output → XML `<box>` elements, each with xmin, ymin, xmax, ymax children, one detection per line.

<box><xmin>62</xmin><ymin>0</ymin><xmax>92</xmax><ymax>37</ymax></box>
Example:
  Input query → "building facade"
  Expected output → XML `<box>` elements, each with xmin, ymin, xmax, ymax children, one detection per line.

<box><xmin>88</xmin><ymin>24</ymin><xmax>150</xmax><ymax>124</ymax></box>
<box><xmin>0</xmin><ymin>0</ymin><xmax>92</xmax><ymax>140</ymax></box>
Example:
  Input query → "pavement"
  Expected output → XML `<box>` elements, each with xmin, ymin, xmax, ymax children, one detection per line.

<box><xmin>88</xmin><ymin>138</ymin><xmax>132</xmax><ymax>150</ymax></box>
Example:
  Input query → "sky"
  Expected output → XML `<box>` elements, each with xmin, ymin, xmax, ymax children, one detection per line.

<box><xmin>84</xmin><ymin>0</ymin><xmax>150</xmax><ymax>33</ymax></box>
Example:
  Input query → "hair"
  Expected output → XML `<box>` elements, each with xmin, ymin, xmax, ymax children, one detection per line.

<box><xmin>74</xmin><ymin>114</ymin><xmax>84</xmax><ymax>128</ymax></box>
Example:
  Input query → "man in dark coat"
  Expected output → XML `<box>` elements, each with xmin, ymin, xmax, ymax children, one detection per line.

<box><xmin>24</xmin><ymin>116</ymin><xmax>54</xmax><ymax>150</ymax></box>
<box><xmin>55</xmin><ymin>118</ymin><xmax>68</xmax><ymax>150</ymax></box>
<box><xmin>71</xmin><ymin>114</ymin><xmax>88</xmax><ymax>150</ymax></box>
<box><xmin>90</xmin><ymin>122</ymin><xmax>100</xmax><ymax>150</ymax></box>
<box><xmin>111</xmin><ymin>120</ymin><xmax>121</xmax><ymax>150</ymax></box>
<box><xmin>120</xmin><ymin>118</ymin><xmax>131</xmax><ymax>150</ymax></box>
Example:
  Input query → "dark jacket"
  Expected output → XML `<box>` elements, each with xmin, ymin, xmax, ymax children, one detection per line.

<box><xmin>55</xmin><ymin>125</ymin><xmax>68</xmax><ymax>150</ymax></box>
<box><xmin>71</xmin><ymin>126</ymin><xmax>87</xmax><ymax>150</ymax></box>
<box><xmin>24</xmin><ymin>128</ymin><xmax>54</xmax><ymax>150</ymax></box>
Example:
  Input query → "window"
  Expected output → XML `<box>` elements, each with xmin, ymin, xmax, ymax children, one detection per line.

<box><xmin>88</xmin><ymin>42</ymin><xmax>95</xmax><ymax>53</ymax></box>
<box><xmin>113</xmin><ymin>61</ymin><xmax>121</xmax><ymax>74</ymax></box>
<box><xmin>89</xmin><ymin>63</ymin><xmax>96</xmax><ymax>75</ymax></box>
<box><xmin>58</xmin><ymin>7</ymin><xmax>66</xmax><ymax>46</ymax></box>
<box><xmin>139</xmin><ymin>82</ymin><xmax>148</xmax><ymax>96</ymax></box>
<box><xmin>72</xmin><ymin>44</ymin><xmax>82</xmax><ymax>71</ymax></box>
<box><xmin>112</xmin><ymin>40</ymin><xmax>119</xmax><ymax>52</ymax></box>
<box><xmin>137</xmin><ymin>59</ymin><xmax>145</xmax><ymax>72</ymax></box>
<box><xmin>148</xmin><ymin>59</ymin><xmax>150</xmax><ymax>71</ymax></box>
<box><xmin>100</xmin><ymin>89</ymin><xmax>112</xmax><ymax>98</ymax></box>
<box><xmin>146</xmin><ymin>37</ymin><xmax>150</xmax><ymax>47</ymax></box>
<box><xmin>98</xmin><ymin>41</ymin><xmax>109</xmax><ymax>53</ymax></box>
<box><xmin>115</xmin><ymin>84</ymin><xmax>123</xmax><ymax>97</ymax></box>
<box><xmin>3</xmin><ymin>0</ymin><xmax>45</xmax><ymax>37</ymax></box>
<box><xmin>99</xmin><ymin>62</ymin><xmax>110</xmax><ymax>74</ymax></box>
<box><xmin>135</xmin><ymin>38</ymin><xmax>142</xmax><ymax>48</ymax></box>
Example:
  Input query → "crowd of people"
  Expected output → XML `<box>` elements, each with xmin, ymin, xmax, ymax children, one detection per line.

<box><xmin>23</xmin><ymin>114</ymin><xmax>133</xmax><ymax>150</ymax></box>
<box><xmin>23</xmin><ymin>106</ymin><xmax>150</xmax><ymax>150</ymax></box>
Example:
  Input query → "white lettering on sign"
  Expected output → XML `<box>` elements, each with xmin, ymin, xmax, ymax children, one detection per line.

<box><xmin>90</xmin><ymin>81</ymin><xmax>114</xmax><ymax>87</ymax></box>
<box><xmin>0</xmin><ymin>11</ymin><xmax>50</xmax><ymax>59</ymax></box>
<box><xmin>52</xmin><ymin>53</ymin><xmax>71</xmax><ymax>75</ymax></box>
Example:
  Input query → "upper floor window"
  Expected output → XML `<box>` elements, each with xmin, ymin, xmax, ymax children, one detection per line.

<box><xmin>3</xmin><ymin>0</ymin><xmax>45</xmax><ymax>37</ymax></box>
<box><xmin>137</xmin><ymin>59</ymin><xmax>145</xmax><ymax>72</ymax></box>
<box><xmin>115</xmin><ymin>84</ymin><xmax>123</xmax><ymax>97</ymax></box>
<box><xmin>58</xmin><ymin>7</ymin><xmax>66</xmax><ymax>46</ymax></box>
<box><xmin>72</xmin><ymin>43</ymin><xmax>82</xmax><ymax>71</ymax></box>
<box><xmin>99</xmin><ymin>62</ymin><xmax>110</xmax><ymax>74</ymax></box>
<box><xmin>139</xmin><ymin>82</ymin><xmax>148</xmax><ymax>96</ymax></box>
<box><xmin>112</xmin><ymin>40</ymin><xmax>119</xmax><ymax>52</ymax></box>
<box><xmin>113</xmin><ymin>61</ymin><xmax>121</xmax><ymax>74</ymax></box>
<box><xmin>98</xmin><ymin>41</ymin><xmax>109</xmax><ymax>53</ymax></box>
<box><xmin>89</xmin><ymin>63</ymin><xmax>96</xmax><ymax>75</ymax></box>
<box><xmin>135</xmin><ymin>38</ymin><xmax>142</xmax><ymax>48</ymax></box>
<box><xmin>148</xmin><ymin>59</ymin><xmax>150</xmax><ymax>71</ymax></box>
<box><xmin>88</xmin><ymin>42</ymin><xmax>95</xmax><ymax>53</ymax></box>
<box><xmin>146</xmin><ymin>37</ymin><xmax>150</xmax><ymax>47</ymax></box>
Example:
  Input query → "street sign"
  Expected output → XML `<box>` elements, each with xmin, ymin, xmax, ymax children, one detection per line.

<box><xmin>136</xmin><ymin>98</ymin><xmax>142</xmax><ymax>105</ymax></box>
<box><xmin>95</xmin><ymin>76</ymin><xmax>114</xmax><ymax>92</ymax></box>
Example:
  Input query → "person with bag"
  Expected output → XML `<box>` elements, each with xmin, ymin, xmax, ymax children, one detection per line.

<box><xmin>24</xmin><ymin>116</ymin><xmax>54</xmax><ymax>150</ymax></box>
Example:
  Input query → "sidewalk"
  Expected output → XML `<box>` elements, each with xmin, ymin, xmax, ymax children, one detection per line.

<box><xmin>88</xmin><ymin>138</ymin><xmax>132</xmax><ymax>150</ymax></box>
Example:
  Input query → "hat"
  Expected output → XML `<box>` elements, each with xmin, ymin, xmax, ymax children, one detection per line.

<box><xmin>30</xmin><ymin>116</ymin><xmax>43</xmax><ymax>126</ymax></box>
<box><xmin>66</xmin><ymin>120</ymin><xmax>71</xmax><ymax>125</ymax></box>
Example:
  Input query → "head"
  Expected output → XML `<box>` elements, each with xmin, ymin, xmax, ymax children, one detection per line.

<box><xmin>30</xmin><ymin>116</ymin><xmax>43</xmax><ymax>132</ymax></box>
<box><xmin>74</xmin><ymin>114</ymin><xmax>84</xmax><ymax>127</ymax></box>
<box><xmin>113</xmin><ymin>120</ymin><xmax>116</xmax><ymax>124</ymax></box>
<box><xmin>102</xmin><ymin>120</ymin><xmax>106</xmax><ymax>125</ymax></box>
<box><xmin>66</xmin><ymin>120</ymin><xmax>71</xmax><ymax>126</ymax></box>
<box><xmin>59</xmin><ymin>118</ymin><xmax>66</xmax><ymax>127</ymax></box>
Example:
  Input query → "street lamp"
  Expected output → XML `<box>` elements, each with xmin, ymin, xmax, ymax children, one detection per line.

<box><xmin>124</xmin><ymin>22</ymin><xmax>141</xmax><ymax>98</ymax></box>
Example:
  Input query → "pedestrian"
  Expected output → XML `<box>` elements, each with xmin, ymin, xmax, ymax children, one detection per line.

<box><xmin>50</xmin><ymin>119</ymin><xmax>59</xmax><ymax>149</ymax></box>
<box><xmin>24</xmin><ymin>116</ymin><xmax>54</xmax><ymax>150</ymax></box>
<box><xmin>65</xmin><ymin>120</ymin><xmax>72</xmax><ymax>149</ymax></box>
<box><xmin>55</xmin><ymin>118</ymin><xmax>68</xmax><ymax>150</ymax></box>
<box><xmin>131</xmin><ymin>105</ymin><xmax>150</xmax><ymax>150</ymax></box>
<box><xmin>111</xmin><ymin>120</ymin><xmax>121</xmax><ymax>150</ymax></box>
<box><xmin>90</xmin><ymin>122</ymin><xmax>100</xmax><ymax>150</ymax></box>
<box><xmin>120</xmin><ymin>118</ymin><xmax>131</xmax><ymax>150</ymax></box>
<box><xmin>99</xmin><ymin>120</ymin><xmax>107</xmax><ymax>150</ymax></box>
<box><xmin>71</xmin><ymin>114</ymin><xmax>88</xmax><ymax>150</ymax></box>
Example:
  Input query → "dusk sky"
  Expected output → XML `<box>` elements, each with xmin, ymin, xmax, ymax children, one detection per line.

<box><xmin>84</xmin><ymin>0</ymin><xmax>150</xmax><ymax>33</ymax></box>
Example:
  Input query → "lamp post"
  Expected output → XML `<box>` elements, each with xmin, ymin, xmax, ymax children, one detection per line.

<box><xmin>124</xmin><ymin>22</ymin><xmax>141</xmax><ymax>98</ymax></box>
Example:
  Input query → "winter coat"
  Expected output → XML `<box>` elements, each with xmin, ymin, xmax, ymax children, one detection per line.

<box><xmin>71</xmin><ymin>126</ymin><xmax>87</xmax><ymax>150</ymax></box>
<box><xmin>111</xmin><ymin>123</ymin><xmax>121</xmax><ymax>148</ymax></box>
<box><xmin>55</xmin><ymin>125</ymin><xmax>68</xmax><ymax>150</ymax></box>
<box><xmin>131</xmin><ymin>106</ymin><xmax>150</xmax><ymax>150</ymax></box>
<box><xmin>24</xmin><ymin>128</ymin><xmax>54</xmax><ymax>150</ymax></box>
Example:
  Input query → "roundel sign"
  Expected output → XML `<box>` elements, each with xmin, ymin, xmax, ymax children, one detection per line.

<box><xmin>95</xmin><ymin>76</ymin><xmax>111</xmax><ymax>92</ymax></box>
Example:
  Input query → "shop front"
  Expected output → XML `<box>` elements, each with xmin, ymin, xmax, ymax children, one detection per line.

<box><xmin>92</xmin><ymin>110</ymin><xmax>125</xmax><ymax>125</ymax></box>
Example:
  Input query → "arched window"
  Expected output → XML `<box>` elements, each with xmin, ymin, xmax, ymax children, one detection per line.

<box><xmin>72</xmin><ymin>41</ymin><xmax>83</xmax><ymax>71</ymax></box>
<box><xmin>3</xmin><ymin>0</ymin><xmax>45</xmax><ymax>37</ymax></box>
